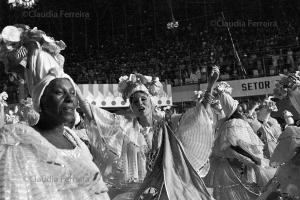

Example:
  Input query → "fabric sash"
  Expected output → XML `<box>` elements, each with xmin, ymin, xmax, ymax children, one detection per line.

<box><xmin>134</xmin><ymin>123</ymin><xmax>213</xmax><ymax>200</ymax></box>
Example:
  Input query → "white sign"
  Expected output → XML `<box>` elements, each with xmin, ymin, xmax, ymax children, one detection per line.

<box><xmin>172</xmin><ymin>76</ymin><xmax>281</xmax><ymax>102</ymax></box>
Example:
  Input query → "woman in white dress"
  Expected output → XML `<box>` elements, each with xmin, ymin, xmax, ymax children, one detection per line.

<box><xmin>205</xmin><ymin>82</ymin><xmax>275</xmax><ymax>200</ymax></box>
<box><xmin>0</xmin><ymin>25</ymin><xmax>110</xmax><ymax>200</ymax></box>
<box><xmin>76</xmin><ymin>68</ymin><xmax>221</xmax><ymax>200</ymax></box>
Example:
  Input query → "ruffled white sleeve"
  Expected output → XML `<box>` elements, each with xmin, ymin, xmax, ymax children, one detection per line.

<box><xmin>175</xmin><ymin>102</ymin><xmax>214</xmax><ymax>172</ymax></box>
<box><xmin>88</xmin><ymin>106</ymin><xmax>148</xmax><ymax>183</ymax></box>
<box><xmin>89</xmin><ymin>105</ymin><xmax>128</xmax><ymax>157</ymax></box>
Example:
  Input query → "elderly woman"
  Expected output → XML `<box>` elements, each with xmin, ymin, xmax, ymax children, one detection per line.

<box><xmin>204</xmin><ymin>82</ymin><xmax>275</xmax><ymax>200</ymax></box>
<box><xmin>76</xmin><ymin>68</ymin><xmax>220</xmax><ymax>200</ymax></box>
<box><xmin>0</xmin><ymin>25</ymin><xmax>110</xmax><ymax>200</ymax></box>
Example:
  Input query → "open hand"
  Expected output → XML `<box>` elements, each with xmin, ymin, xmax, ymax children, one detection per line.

<box><xmin>208</xmin><ymin>66</ymin><xmax>220</xmax><ymax>84</ymax></box>
<box><xmin>207</xmin><ymin>66</ymin><xmax>220</xmax><ymax>90</ymax></box>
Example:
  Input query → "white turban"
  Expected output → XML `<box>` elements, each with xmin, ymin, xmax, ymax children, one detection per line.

<box><xmin>219</xmin><ymin>92</ymin><xmax>239</xmax><ymax>118</ymax></box>
<box><xmin>32</xmin><ymin>68</ymin><xmax>76</xmax><ymax>112</ymax></box>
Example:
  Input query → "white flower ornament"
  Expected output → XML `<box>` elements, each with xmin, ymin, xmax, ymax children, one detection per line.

<box><xmin>192</xmin><ymin>90</ymin><xmax>204</xmax><ymax>102</ymax></box>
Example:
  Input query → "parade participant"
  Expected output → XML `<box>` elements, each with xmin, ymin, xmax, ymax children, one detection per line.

<box><xmin>247</xmin><ymin>97</ymin><xmax>281</xmax><ymax>159</ymax></box>
<box><xmin>0</xmin><ymin>25</ymin><xmax>110</xmax><ymax>200</ymax></box>
<box><xmin>205</xmin><ymin>82</ymin><xmax>275</xmax><ymax>200</ymax></box>
<box><xmin>76</xmin><ymin>68</ymin><xmax>220</xmax><ymax>200</ymax></box>
<box><xmin>259</xmin><ymin>71</ymin><xmax>300</xmax><ymax>200</ymax></box>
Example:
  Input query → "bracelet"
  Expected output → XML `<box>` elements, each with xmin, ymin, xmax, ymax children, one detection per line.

<box><xmin>203</xmin><ymin>91</ymin><xmax>214</xmax><ymax>105</ymax></box>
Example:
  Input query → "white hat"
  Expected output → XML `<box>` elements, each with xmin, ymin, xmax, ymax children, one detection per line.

<box><xmin>219</xmin><ymin>92</ymin><xmax>239</xmax><ymax>117</ymax></box>
<box><xmin>215</xmin><ymin>82</ymin><xmax>238</xmax><ymax>117</ymax></box>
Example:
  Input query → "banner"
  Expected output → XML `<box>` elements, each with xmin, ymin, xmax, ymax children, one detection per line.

<box><xmin>172</xmin><ymin>76</ymin><xmax>281</xmax><ymax>103</ymax></box>
<box><xmin>78</xmin><ymin>84</ymin><xmax>173</xmax><ymax>108</ymax></box>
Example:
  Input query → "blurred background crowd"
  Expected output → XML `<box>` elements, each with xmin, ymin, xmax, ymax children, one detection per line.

<box><xmin>0</xmin><ymin>0</ymin><xmax>300</xmax><ymax>103</ymax></box>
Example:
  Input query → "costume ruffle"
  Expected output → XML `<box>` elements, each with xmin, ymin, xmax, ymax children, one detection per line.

<box><xmin>207</xmin><ymin>118</ymin><xmax>276</xmax><ymax>200</ymax></box>
<box><xmin>90</xmin><ymin>105</ymin><xmax>148</xmax><ymax>184</ymax></box>
<box><xmin>0</xmin><ymin>123</ymin><xmax>109</xmax><ymax>200</ymax></box>
<box><xmin>176</xmin><ymin>103</ymin><xmax>214</xmax><ymax>173</ymax></box>
<box><xmin>215</xmin><ymin>118</ymin><xmax>264</xmax><ymax>159</ymax></box>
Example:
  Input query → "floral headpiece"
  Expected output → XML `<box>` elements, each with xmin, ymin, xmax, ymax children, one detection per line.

<box><xmin>213</xmin><ymin>81</ymin><xmax>233</xmax><ymax>97</ymax></box>
<box><xmin>212</xmin><ymin>82</ymin><xmax>238</xmax><ymax>117</ymax></box>
<box><xmin>0</xmin><ymin>25</ymin><xmax>66</xmax><ymax>72</ymax></box>
<box><xmin>8</xmin><ymin>0</ymin><xmax>38</xmax><ymax>9</ymax></box>
<box><xmin>273</xmin><ymin>71</ymin><xmax>300</xmax><ymax>99</ymax></box>
<box><xmin>118</xmin><ymin>73</ymin><xmax>164</xmax><ymax>101</ymax></box>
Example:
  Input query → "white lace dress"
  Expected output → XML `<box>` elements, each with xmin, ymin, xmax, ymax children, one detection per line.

<box><xmin>0</xmin><ymin>123</ymin><xmax>110</xmax><ymax>200</ymax></box>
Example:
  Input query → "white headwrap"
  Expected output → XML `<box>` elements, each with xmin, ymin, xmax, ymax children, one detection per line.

<box><xmin>32</xmin><ymin>68</ymin><xmax>76</xmax><ymax>112</ymax></box>
<box><xmin>214</xmin><ymin>82</ymin><xmax>238</xmax><ymax>118</ymax></box>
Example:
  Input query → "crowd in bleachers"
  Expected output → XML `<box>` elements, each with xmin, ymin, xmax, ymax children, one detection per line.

<box><xmin>63</xmin><ymin>14</ymin><xmax>300</xmax><ymax>86</ymax></box>
<box><xmin>1</xmin><ymin>12</ymin><xmax>300</xmax><ymax>104</ymax></box>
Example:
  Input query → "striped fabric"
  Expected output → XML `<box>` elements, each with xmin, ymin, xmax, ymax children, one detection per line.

<box><xmin>90</xmin><ymin>103</ymin><xmax>215</xmax><ymax>188</ymax></box>
<box><xmin>175</xmin><ymin>103</ymin><xmax>214</xmax><ymax>172</ymax></box>
<box><xmin>16</xmin><ymin>46</ymin><xmax>28</xmax><ymax>60</ymax></box>
<box><xmin>134</xmin><ymin>123</ymin><xmax>214</xmax><ymax>200</ymax></box>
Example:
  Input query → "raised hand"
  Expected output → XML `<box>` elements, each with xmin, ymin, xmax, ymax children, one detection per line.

<box><xmin>75</xmin><ymin>84</ymin><xmax>93</xmax><ymax>121</ymax></box>
<box><xmin>207</xmin><ymin>65</ymin><xmax>220</xmax><ymax>91</ymax></box>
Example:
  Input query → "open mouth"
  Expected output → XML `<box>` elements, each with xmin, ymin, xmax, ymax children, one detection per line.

<box><xmin>138</xmin><ymin>107</ymin><xmax>145</xmax><ymax>112</ymax></box>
